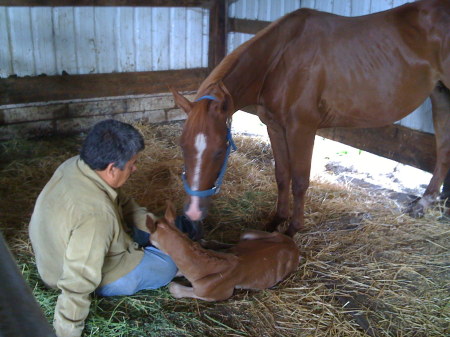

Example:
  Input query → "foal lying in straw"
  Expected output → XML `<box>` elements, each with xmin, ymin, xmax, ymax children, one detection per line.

<box><xmin>146</xmin><ymin>202</ymin><xmax>301</xmax><ymax>301</ymax></box>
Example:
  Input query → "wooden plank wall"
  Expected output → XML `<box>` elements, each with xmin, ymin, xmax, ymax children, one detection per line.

<box><xmin>0</xmin><ymin>0</ymin><xmax>227</xmax><ymax>139</ymax></box>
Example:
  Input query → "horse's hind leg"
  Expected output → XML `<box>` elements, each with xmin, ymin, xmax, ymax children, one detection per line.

<box><xmin>409</xmin><ymin>82</ymin><xmax>450</xmax><ymax>216</ymax></box>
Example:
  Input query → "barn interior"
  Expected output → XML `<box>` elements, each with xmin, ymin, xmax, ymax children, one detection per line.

<box><xmin>1</xmin><ymin>1</ymin><xmax>448</xmax><ymax>337</ymax></box>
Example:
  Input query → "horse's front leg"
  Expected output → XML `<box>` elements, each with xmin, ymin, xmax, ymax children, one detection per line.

<box><xmin>284</xmin><ymin>124</ymin><xmax>316</xmax><ymax>237</ymax></box>
<box><xmin>408</xmin><ymin>82</ymin><xmax>450</xmax><ymax>216</ymax></box>
<box><xmin>259</xmin><ymin>108</ymin><xmax>291</xmax><ymax>232</ymax></box>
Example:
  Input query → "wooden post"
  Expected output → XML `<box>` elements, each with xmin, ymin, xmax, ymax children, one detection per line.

<box><xmin>0</xmin><ymin>232</ymin><xmax>56</xmax><ymax>337</ymax></box>
<box><xmin>208</xmin><ymin>0</ymin><xmax>228</xmax><ymax>71</ymax></box>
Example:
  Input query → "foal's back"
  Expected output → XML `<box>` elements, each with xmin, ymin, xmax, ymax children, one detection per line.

<box><xmin>230</xmin><ymin>231</ymin><xmax>301</xmax><ymax>290</ymax></box>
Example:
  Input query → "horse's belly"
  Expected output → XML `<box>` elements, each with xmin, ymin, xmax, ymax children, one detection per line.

<box><xmin>318</xmin><ymin>83</ymin><xmax>433</xmax><ymax>128</ymax></box>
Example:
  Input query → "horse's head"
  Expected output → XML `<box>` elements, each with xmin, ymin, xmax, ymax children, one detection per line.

<box><xmin>171</xmin><ymin>83</ymin><xmax>235</xmax><ymax>222</ymax></box>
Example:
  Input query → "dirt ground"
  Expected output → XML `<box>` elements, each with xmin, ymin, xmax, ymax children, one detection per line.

<box><xmin>232</xmin><ymin>110</ymin><xmax>433</xmax><ymax>205</ymax></box>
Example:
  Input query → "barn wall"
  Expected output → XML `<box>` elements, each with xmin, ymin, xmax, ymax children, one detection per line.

<box><xmin>0</xmin><ymin>92</ymin><xmax>194</xmax><ymax>141</ymax></box>
<box><xmin>0</xmin><ymin>4</ymin><xmax>209</xmax><ymax>139</ymax></box>
<box><xmin>0</xmin><ymin>0</ymin><xmax>437</xmax><ymax>146</ymax></box>
<box><xmin>227</xmin><ymin>0</ymin><xmax>434</xmax><ymax>135</ymax></box>
<box><xmin>0</xmin><ymin>6</ymin><xmax>209</xmax><ymax>77</ymax></box>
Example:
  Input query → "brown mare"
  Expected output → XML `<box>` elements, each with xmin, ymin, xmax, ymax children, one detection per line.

<box><xmin>172</xmin><ymin>0</ymin><xmax>450</xmax><ymax>236</ymax></box>
<box><xmin>146</xmin><ymin>201</ymin><xmax>300</xmax><ymax>301</ymax></box>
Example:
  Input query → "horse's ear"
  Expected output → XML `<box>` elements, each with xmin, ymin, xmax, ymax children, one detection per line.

<box><xmin>170</xmin><ymin>87</ymin><xmax>193</xmax><ymax>114</ymax></box>
<box><xmin>146</xmin><ymin>215</ymin><xmax>156</xmax><ymax>233</ymax></box>
<box><xmin>164</xmin><ymin>200</ymin><xmax>176</xmax><ymax>224</ymax></box>
<box><xmin>212</xmin><ymin>81</ymin><xmax>235</xmax><ymax>118</ymax></box>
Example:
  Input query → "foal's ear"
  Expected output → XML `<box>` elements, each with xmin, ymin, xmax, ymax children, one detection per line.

<box><xmin>146</xmin><ymin>215</ymin><xmax>157</xmax><ymax>233</ymax></box>
<box><xmin>169</xmin><ymin>87</ymin><xmax>193</xmax><ymax>114</ymax></box>
<box><xmin>164</xmin><ymin>200</ymin><xmax>177</xmax><ymax>224</ymax></box>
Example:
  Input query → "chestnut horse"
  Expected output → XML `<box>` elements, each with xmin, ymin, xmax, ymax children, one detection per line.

<box><xmin>172</xmin><ymin>0</ymin><xmax>450</xmax><ymax>236</ymax></box>
<box><xmin>146</xmin><ymin>201</ymin><xmax>300</xmax><ymax>301</ymax></box>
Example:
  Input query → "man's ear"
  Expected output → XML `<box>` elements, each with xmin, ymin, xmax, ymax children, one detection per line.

<box><xmin>96</xmin><ymin>163</ymin><xmax>118</xmax><ymax>187</ymax></box>
<box><xmin>164</xmin><ymin>200</ymin><xmax>176</xmax><ymax>224</ymax></box>
<box><xmin>105</xmin><ymin>163</ymin><xmax>116</xmax><ymax>177</ymax></box>
<box><xmin>170</xmin><ymin>87</ymin><xmax>193</xmax><ymax>114</ymax></box>
<box><xmin>146</xmin><ymin>215</ymin><xmax>157</xmax><ymax>233</ymax></box>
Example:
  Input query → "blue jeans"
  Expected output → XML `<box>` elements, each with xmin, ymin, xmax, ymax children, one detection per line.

<box><xmin>96</xmin><ymin>246</ymin><xmax>178</xmax><ymax>296</ymax></box>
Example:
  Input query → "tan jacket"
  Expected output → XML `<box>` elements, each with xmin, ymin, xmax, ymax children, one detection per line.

<box><xmin>29</xmin><ymin>156</ymin><xmax>151</xmax><ymax>337</ymax></box>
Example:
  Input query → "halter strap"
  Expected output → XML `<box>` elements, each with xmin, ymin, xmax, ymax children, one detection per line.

<box><xmin>195</xmin><ymin>95</ymin><xmax>219</xmax><ymax>102</ymax></box>
<box><xmin>182</xmin><ymin>127</ymin><xmax>237</xmax><ymax>197</ymax></box>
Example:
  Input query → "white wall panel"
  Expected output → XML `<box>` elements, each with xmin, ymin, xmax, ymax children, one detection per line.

<box><xmin>9</xmin><ymin>7</ymin><xmax>34</xmax><ymax>76</ymax></box>
<box><xmin>54</xmin><ymin>7</ymin><xmax>77</xmax><ymax>75</ymax></box>
<box><xmin>95</xmin><ymin>7</ymin><xmax>118</xmax><ymax>73</ymax></box>
<box><xmin>186</xmin><ymin>8</ymin><xmax>204</xmax><ymax>68</ymax></box>
<box><xmin>74</xmin><ymin>7</ymin><xmax>96</xmax><ymax>74</ymax></box>
<box><xmin>134</xmin><ymin>8</ymin><xmax>153</xmax><ymax>72</ymax></box>
<box><xmin>152</xmin><ymin>8</ymin><xmax>170</xmax><ymax>70</ymax></box>
<box><xmin>0</xmin><ymin>7</ymin><xmax>12</xmax><ymax>77</ymax></box>
<box><xmin>370</xmin><ymin>0</ymin><xmax>394</xmax><ymax>13</ymax></box>
<box><xmin>117</xmin><ymin>7</ymin><xmax>135</xmax><ymax>72</ymax></box>
<box><xmin>31</xmin><ymin>8</ymin><xmax>56</xmax><ymax>76</ymax></box>
<box><xmin>1</xmin><ymin>6</ymin><xmax>208</xmax><ymax>77</ymax></box>
<box><xmin>315</xmin><ymin>0</ymin><xmax>333</xmax><ymax>12</ymax></box>
<box><xmin>170</xmin><ymin>8</ymin><xmax>187</xmax><ymax>69</ymax></box>
<box><xmin>301</xmin><ymin>0</ymin><xmax>316</xmax><ymax>10</ymax></box>
<box><xmin>351</xmin><ymin>0</ymin><xmax>371</xmax><ymax>16</ymax></box>
<box><xmin>333</xmin><ymin>1</ymin><xmax>351</xmax><ymax>16</ymax></box>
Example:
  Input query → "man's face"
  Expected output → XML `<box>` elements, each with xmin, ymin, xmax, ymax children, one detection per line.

<box><xmin>111</xmin><ymin>153</ymin><xmax>139</xmax><ymax>188</ymax></box>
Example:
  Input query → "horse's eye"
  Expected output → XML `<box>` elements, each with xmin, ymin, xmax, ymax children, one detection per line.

<box><xmin>214</xmin><ymin>150</ymin><xmax>225</xmax><ymax>159</ymax></box>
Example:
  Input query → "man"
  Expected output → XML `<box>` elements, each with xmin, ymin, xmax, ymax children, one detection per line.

<box><xmin>29</xmin><ymin>119</ymin><xmax>199</xmax><ymax>337</ymax></box>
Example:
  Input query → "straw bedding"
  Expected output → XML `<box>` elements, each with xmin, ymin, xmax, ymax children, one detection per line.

<box><xmin>0</xmin><ymin>122</ymin><xmax>448</xmax><ymax>337</ymax></box>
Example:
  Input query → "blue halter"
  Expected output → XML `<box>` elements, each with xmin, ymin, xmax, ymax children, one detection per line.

<box><xmin>182</xmin><ymin>95</ymin><xmax>237</xmax><ymax>197</ymax></box>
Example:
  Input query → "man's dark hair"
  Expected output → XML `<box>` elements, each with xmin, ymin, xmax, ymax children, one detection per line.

<box><xmin>80</xmin><ymin>119</ymin><xmax>145</xmax><ymax>170</ymax></box>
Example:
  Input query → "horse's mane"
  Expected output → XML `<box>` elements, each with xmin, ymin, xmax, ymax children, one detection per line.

<box><xmin>197</xmin><ymin>10</ymin><xmax>298</xmax><ymax>95</ymax></box>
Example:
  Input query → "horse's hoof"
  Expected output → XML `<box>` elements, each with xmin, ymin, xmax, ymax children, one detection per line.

<box><xmin>407</xmin><ymin>204</ymin><xmax>425</xmax><ymax>218</ymax></box>
<box><xmin>265</xmin><ymin>215</ymin><xmax>287</xmax><ymax>232</ymax></box>
<box><xmin>405</xmin><ymin>197</ymin><xmax>430</xmax><ymax>218</ymax></box>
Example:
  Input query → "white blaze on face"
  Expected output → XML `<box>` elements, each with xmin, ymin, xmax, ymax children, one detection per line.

<box><xmin>186</xmin><ymin>133</ymin><xmax>207</xmax><ymax>221</ymax></box>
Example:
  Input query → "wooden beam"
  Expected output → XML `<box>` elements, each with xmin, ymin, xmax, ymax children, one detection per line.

<box><xmin>229</xmin><ymin>17</ymin><xmax>270</xmax><ymax>35</ymax></box>
<box><xmin>0</xmin><ymin>0</ymin><xmax>211</xmax><ymax>6</ymax></box>
<box><xmin>208</xmin><ymin>0</ymin><xmax>228</xmax><ymax>70</ymax></box>
<box><xmin>241</xmin><ymin>106</ymin><xmax>436</xmax><ymax>173</ymax></box>
<box><xmin>316</xmin><ymin>125</ymin><xmax>436</xmax><ymax>173</ymax></box>
<box><xmin>0</xmin><ymin>68</ymin><xmax>208</xmax><ymax>106</ymax></box>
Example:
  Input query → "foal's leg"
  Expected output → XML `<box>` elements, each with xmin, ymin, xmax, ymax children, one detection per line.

<box><xmin>258</xmin><ymin>106</ymin><xmax>292</xmax><ymax>231</ymax></box>
<box><xmin>169</xmin><ymin>282</ymin><xmax>202</xmax><ymax>299</ymax></box>
<box><xmin>409</xmin><ymin>82</ymin><xmax>450</xmax><ymax>216</ymax></box>
<box><xmin>284</xmin><ymin>124</ymin><xmax>316</xmax><ymax>236</ymax></box>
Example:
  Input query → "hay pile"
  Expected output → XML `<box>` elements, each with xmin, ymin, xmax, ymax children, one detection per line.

<box><xmin>0</xmin><ymin>122</ymin><xmax>448</xmax><ymax>337</ymax></box>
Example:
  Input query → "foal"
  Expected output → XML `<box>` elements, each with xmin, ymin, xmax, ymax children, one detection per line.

<box><xmin>147</xmin><ymin>202</ymin><xmax>301</xmax><ymax>301</ymax></box>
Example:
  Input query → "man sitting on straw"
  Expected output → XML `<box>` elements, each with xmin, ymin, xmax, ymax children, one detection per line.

<box><xmin>29</xmin><ymin>119</ymin><xmax>199</xmax><ymax>337</ymax></box>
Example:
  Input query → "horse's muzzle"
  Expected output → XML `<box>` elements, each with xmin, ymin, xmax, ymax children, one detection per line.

<box><xmin>184</xmin><ymin>196</ymin><xmax>210</xmax><ymax>222</ymax></box>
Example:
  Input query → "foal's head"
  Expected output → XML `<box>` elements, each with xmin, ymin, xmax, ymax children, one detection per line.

<box><xmin>171</xmin><ymin>83</ymin><xmax>235</xmax><ymax>222</ymax></box>
<box><xmin>146</xmin><ymin>201</ymin><xmax>178</xmax><ymax>250</ymax></box>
